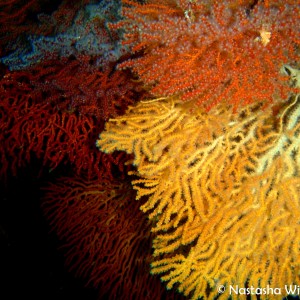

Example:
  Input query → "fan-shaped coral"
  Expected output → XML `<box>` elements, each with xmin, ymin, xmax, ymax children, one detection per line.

<box><xmin>113</xmin><ymin>0</ymin><xmax>299</xmax><ymax>111</ymax></box>
<box><xmin>42</xmin><ymin>175</ymin><xmax>185</xmax><ymax>300</ymax></box>
<box><xmin>97</xmin><ymin>93</ymin><xmax>300</xmax><ymax>299</ymax></box>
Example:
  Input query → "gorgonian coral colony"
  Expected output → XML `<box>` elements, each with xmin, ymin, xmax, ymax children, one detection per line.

<box><xmin>0</xmin><ymin>0</ymin><xmax>186</xmax><ymax>299</ymax></box>
<box><xmin>1</xmin><ymin>0</ymin><xmax>299</xmax><ymax>299</ymax></box>
<box><xmin>97</xmin><ymin>0</ymin><xmax>300</xmax><ymax>299</ymax></box>
<box><xmin>114</xmin><ymin>0</ymin><xmax>299</xmax><ymax>111</ymax></box>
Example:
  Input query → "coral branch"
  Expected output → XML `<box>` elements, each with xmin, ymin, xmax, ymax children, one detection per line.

<box><xmin>42</xmin><ymin>175</ymin><xmax>185</xmax><ymax>300</ymax></box>
<box><xmin>0</xmin><ymin>68</ymin><xmax>129</xmax><ymax>180</ymax></box>
<box><xmin>115</xmin><ymin>0</ymin><xmax>299</xmax><ymax>111</ymax></box>
<box><xmin>0</xmin><ymin>0</ymin><xmax>127</xmax><ymax>70</ymax></box>
<box><xmin>25</xmin><ymin>57</ymin><xmax>139</xmax><ymax>120</ymax></box>
<box><xmin>97</xmin><ymin>94</ymin><xmax>300</xmax><ymax>299</ymax></box>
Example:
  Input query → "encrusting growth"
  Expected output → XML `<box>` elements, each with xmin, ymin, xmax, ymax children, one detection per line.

<box><xmin>97</xmin><ymin>94</ymin><xmax>300</xmax><ymax>299</ymax></box>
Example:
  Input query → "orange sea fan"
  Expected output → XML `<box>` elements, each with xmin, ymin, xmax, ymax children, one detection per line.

<box><xmin>97</xmin><ymin>94</ymin><xmax>300</xmax><ymax>299</ymax></box>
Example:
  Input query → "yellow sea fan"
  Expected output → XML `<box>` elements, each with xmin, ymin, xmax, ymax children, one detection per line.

<box><xmin>97</xmin><ymin>94</ymin><xmax>300</xmax><ymax>300</ymax></box>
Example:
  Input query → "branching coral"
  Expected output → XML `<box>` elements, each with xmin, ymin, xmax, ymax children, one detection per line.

<box><xmin>97</xmin><ymin>94</ymin><xmax>300</xmax><ymax>299</ymax></box>
<box><xmin>0</xmin><ymin>0</ymin><xmax>44</xmax><ymax>56</ymax></box>
<box><xmin>113</xmin><ymin>0</ymin><xmax>299</xmax><ymax>111</ymax></box>
<box><xmin>1</xmin><ymin>1</ymin><xmax>300</xmax><ymax>299</ymax></box>
<box><xmin>0</xmin><ymin>0</ymin><xmax>125</xmax><ymax>70</ymax></box>
<box><xmin>0</xmin><ymin>67</ymin><xmax>128</xmax><ymax>180</ymax></box>
<box><xmin>25</xmin><ymin>57</ymin><xmax>140</xmax><ymax>120</ymax></box>
<box><xmin>42</xmin><ymin>175</ymin><xmax>185</xmax><ymax>300</ymax></box>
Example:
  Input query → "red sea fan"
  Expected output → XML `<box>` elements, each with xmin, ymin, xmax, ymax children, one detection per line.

<box><xmin>0</xmin><ymin>69</ymin><xmax>127</xmax><ymax>180</ymax></box>
<box><xmin>26</xmin><ymin>56</ymin><xmax>140</xmax><ymax>120</ymax></box>
<box><xmin>114</xmin><ymin>0</ymin><xmax>299</xmax><ymax>111</ymax></box>
<box><xmin>42</xmin><ymin>175</ymin><xmax>185</xmax><ymax>300</ymax></box>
